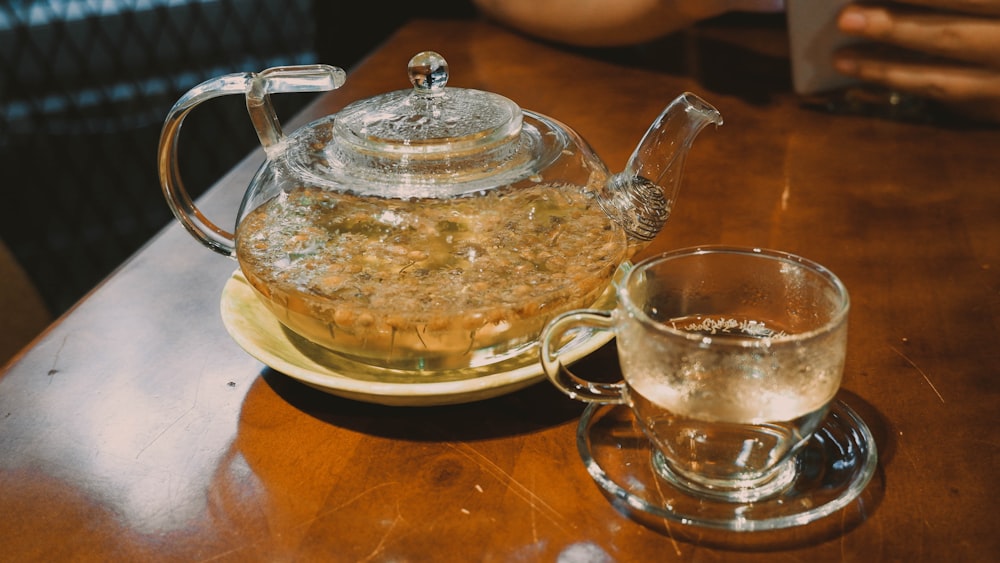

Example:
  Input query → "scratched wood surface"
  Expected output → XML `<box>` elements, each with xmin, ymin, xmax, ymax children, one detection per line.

<box><xmin>1</xmin><ymin>17</ymin><xmax>998</xmax><ymax>562</ymax></box>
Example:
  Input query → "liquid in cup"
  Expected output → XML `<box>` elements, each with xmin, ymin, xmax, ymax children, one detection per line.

<box><xmin>540</xmin><ymin>246</ymin><xmax>849</xmax><ymax>503</ymax></box>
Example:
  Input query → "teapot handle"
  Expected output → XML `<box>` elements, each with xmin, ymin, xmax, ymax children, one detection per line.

<box><xmin>157</xmin><ymin>65</ymin><xmax>346</xmax><ymax>256</ymax></box>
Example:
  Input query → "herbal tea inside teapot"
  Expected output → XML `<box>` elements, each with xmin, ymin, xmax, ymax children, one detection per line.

<box><xmin>158</xmin><ymin>52</ymin><xmax>722</xmax><ymax>371</ymax></box>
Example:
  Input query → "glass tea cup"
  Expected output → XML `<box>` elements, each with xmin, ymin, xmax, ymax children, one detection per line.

<box><xmin>540</xmin><ymin>246</ymin><xmax>850</xmax><ymax>503</ymax></box>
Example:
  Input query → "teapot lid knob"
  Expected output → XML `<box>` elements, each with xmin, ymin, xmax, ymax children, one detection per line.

<box><xmin>408</xmin><ymin>51</ymin><xmax>449</xmax><ymax>93</ymax></box>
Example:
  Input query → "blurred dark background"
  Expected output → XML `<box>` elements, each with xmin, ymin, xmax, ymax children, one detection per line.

<box><xmin>0</xmin><ymin>0</ymin><xmax>475</xmax><ymax>316</ymax></box>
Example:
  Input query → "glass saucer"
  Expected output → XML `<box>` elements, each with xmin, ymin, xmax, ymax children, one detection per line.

<box><xmin>577</xmin><ymin>400</ymin><xmax>880</xmax><ymax>535</ymax></box>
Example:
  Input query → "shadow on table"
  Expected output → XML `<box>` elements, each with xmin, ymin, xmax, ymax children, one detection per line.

<box><xmin>253</xmin><ymin>337</ymin><xmax>622</xmax><ymax>442</ymax></box>
<box><xmin>228</xmin><ymin>350</ymin><xmax>888</xmax><ymax>553</ymax></box>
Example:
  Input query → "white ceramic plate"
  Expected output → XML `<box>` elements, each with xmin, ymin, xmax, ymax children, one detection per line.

<box><xmin>220</xmin><ymin>270</ymin><xmax>615</xmax><ymax>406</ymax></box>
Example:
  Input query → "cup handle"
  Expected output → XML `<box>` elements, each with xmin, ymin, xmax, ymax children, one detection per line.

<box><xmin>540</xmin><ymin>310</ymin><xmax>625</xmax><ymax>404</ymax></box>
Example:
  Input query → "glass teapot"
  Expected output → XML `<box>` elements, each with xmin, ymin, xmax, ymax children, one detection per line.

<box><xmin>158</xmin><ymin>52</ymin><xmax>722</xmax><ymax>371</ymax></box>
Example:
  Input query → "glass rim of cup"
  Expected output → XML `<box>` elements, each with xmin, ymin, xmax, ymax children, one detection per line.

<box><xmin>619</xmin><ymin>245</ymin><xmax>850</xmax><ymax>347</ymax></box>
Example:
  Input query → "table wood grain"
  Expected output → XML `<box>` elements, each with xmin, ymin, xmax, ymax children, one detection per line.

<box><xmin>2</xmin><ymin>17</ymin><xmax>997</xmax><ymax>562</ymax></box>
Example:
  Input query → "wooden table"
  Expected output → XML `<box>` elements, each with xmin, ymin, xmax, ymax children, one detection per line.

<box><xmin>2</xmin><ymin>17</ymin><xmax>997</xmax><ymax>561</ymax></box>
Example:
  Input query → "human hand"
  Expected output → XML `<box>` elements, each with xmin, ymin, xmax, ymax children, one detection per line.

<box><xmin>833</xmin><ymin>1</ymin><xmax>1000</xmax><ymax>123</ymax></box>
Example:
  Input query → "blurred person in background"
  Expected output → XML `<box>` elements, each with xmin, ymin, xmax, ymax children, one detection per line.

<box><xmin>471</xmin><ymin>0</ymin><xmax>1000</xmax><ymax>123</ymax></box>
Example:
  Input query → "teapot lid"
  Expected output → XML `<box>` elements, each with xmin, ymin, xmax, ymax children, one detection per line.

<box><xmin>289</xmin><ymin>51</ymin><xmax>537</xmax><ymax>198</ymax></box>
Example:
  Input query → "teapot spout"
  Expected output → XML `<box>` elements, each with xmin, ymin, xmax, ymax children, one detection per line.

<box><xmin>600</xmin><ymin>92</ymin><xmax>722</xmax><ymax>243</ymax></box>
